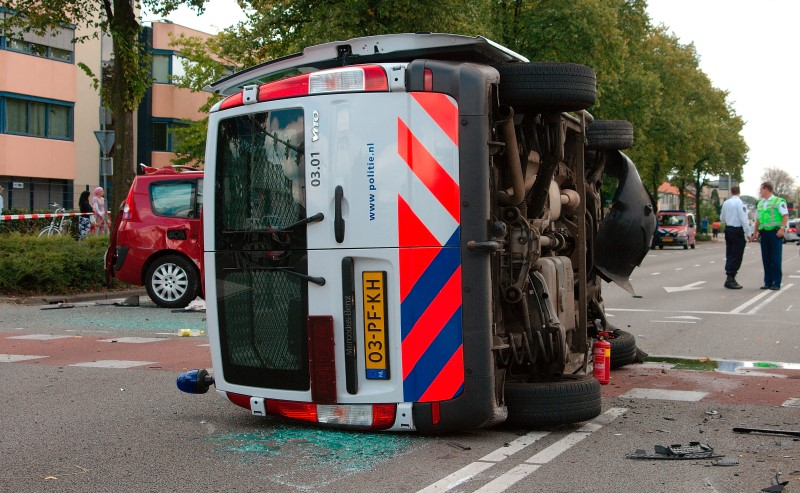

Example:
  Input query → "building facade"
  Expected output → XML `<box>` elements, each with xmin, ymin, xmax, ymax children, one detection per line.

<box><xmin>0</xmin><ymin>14</ymin><xmax>209</xmax><ymax>212</ymax></box>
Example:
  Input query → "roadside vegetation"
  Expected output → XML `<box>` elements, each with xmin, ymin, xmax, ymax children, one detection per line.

<box><xmin>0</xmin><ymin>234</ymin><xmax>111</xmax><ymax>296</ymax></box>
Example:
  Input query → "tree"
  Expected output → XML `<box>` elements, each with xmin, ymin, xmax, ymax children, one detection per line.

<box><xmin>1</xmin><ymin>0</ymin><xmax>207</xmax><ymax>218</ymax></box>
<box><xmin>760</xmin><ymin>167</ymin><xmax>796</xmax><ymax>199</ymax></box>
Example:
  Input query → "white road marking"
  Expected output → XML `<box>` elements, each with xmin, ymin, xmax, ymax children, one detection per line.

<box><xmin>480</xmin><ymin>431</ymin><xmax>550</xmax><ymax>462</ymax></box>
<box><xmin>694</xmin><ymin>264</ymin><xmax>701</xmax><ymax>267</ymax></box>
<box><xmin>709</xmin><ymin>261</ymin><xmax>716</xmax><ymax>264</ymax></box>
<box><xmin>664</xmin><ymin>281</ymin><xmax>705</xmax><ymax>293</ymax></box>
<box><xmin>667</xmin><ymin>315</ymin><xmax>702</xmax><ymax>320</ymax></box>
<box><xmin>69</xmin><ymin>360</ymin><xmax>156</xmax><ymax>369</ymax></box>
<box><xmin>651</xmin><ymin>272</ymin><xmax>661</xmax><ymax>275</ymax></box>
<box><xmin>608</xmin><ymin>308</ymin><xmax>749</xmax><ymax>316</ymax></box>
<box><xmin>620</xmin><ymin>388</ymin><xmax>708</xmax><ymax>401</ymax></box>
<box><xmin>747</xmin><ymin>284</ymin><xmax>794</xmax><ymax>314</ymax></box>
<box><xmin>417</xmin><ymin>432</ymin><xmax>550</xmax><ymax>493</ymax></box>
<box><xmin>789</xmin><ymin>275</ymin><xmax>800</xmax><ymax>278</ymax></box>
<box><xmin>787</xmin><ymin>305</ymin><xmax>793</xmax><ymax>311</ymax></box>
<box><xmin>675</xmin><ymin>267</ymin><xmax>683</xmax><ymax>271</ymax></box>
<box><xmin>7</xmin><ymin>334</ymin><xmax>73</xmax><ymax>340</ymax></box>
<box><xmin>471</xmin><ymin>409</ymin><xmax>627</xmax><ymax>493</ymax></box>
<box><xmin>729</xmin><ymin>289</ymin><xmax>774</xmax><ymax>314</ymax></box>
<box><xmin>0</xmin><ymin>354</ymin><xmax>48</xmax><ymax>362</ymax></box>
<box><xmin>98</xmin><ymin>337</ymin><xmax>165</xmax><ymax>344</ymax></box>
<box><xmin>416</xmin><ymin>461</ymin><xmax>496</xmax><ymax>493</ymax></box>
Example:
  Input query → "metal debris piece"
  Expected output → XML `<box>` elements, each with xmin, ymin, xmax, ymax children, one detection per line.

<box><xmin>114</xmin><ymin>295</ymin><xmax>139</xmax><ymax>307</ymax></box>
<box><xmin>40</xmin><ymin>303</ymin><xmax>74</xmax><ymax>310</ymax></box>
<box><xmin>713</xmin><ymin>458</ymin><xmax>739</xmax><ymax>467</ymax></box>
<box><xmin>733</xmin><ymin>427</ymin><xmax>800</xmax><ymax>438</ymax></box>
<box><xmin>626</xmin><ymin>442</ymin><xmax>723</xmax><ymax>460</ymax></box>
<box><xmin>761</xmin><ymin>473</ymin><xmax>789</xmax><ymax>493</ymax></box>
<box><xmin>448</xmin><ymin>441</ymin><xmax>471</xmax><ymax>451</ymax></box>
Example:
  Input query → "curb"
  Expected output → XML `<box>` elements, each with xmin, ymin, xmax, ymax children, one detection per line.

<box><xmin>0</xmin><ymin>289</ymin><xmax>147</xmax><ymax>306</ymax></box>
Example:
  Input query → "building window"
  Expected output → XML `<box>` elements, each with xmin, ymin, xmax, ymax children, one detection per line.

<box><xmin>152</xmin><ymin>54</ymin><xmax>170</xmax><ymax>83</ymax></box>
<box><xmin>151</xmin><ymin>53</ymin><xmax>190</xmax><ymax>84</ymax></box>
<box><xmin>3</xmin><ymin>37</ymin><xmax>74</xmax><ymax>63</ymax></box>
<box><xmin>1</xmin><ymin>96</ymin><xmax>73</xmax><ymax>140</ymax></box>
<box><xmin>152</xmin><ymin>121</ymin><xmax>188</xmax><ymax>152</ymax></box>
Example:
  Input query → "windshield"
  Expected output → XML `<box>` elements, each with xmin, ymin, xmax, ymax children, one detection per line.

<box><xmin>658</xmin><ymin>214</ymin><xmax>686</xmax><ymax>227</ymax></box>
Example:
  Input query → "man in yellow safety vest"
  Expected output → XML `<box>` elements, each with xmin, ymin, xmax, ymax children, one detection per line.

<box><xmin>750</xmin><ymin>181</ymin><xmax>789</xmax><ymax>290</ymax></box>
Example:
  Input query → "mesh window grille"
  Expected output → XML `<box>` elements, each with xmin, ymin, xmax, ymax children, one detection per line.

<box><xmin>214</xmin><ymin>108</ymin><xmax>309</xmax><ymax>389</ymax></box>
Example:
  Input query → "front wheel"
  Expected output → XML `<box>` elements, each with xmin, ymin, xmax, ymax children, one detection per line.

<box><xmin>38</xmin><ymin>226</ymin><xmax>60</xmax><ymax>238</ymax></box>
<box><xmin>145</xmin><ymin>254</ymin><xmax>199</xmax><ymax>308</ymax></box>
<box><xmin>496</xmin><ymin>62</ymin><xmax>596</xmax><ymax>113</ymax></box>
<box><xmin>504</xmin><ymin>375</ymin><xmax>602</xmax><ymax>427</ymax></box>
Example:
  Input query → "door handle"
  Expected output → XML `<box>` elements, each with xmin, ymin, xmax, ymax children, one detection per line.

<box><xmin>335</xmin><ymin>185</ymin><xmax>345</xmax><ymax>243</ymax></box>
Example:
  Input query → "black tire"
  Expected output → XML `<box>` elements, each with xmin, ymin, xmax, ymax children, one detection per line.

<box><xmin>504</xmin><ymin>375</ymin><xmax>601</xmax><ymax>427</ymax></box>
<box><xmin>586</xmin><ymin>120</ymin><xmax>634</xmax><ymax>150</ymax></box>
<box><xmin>145</xmin><ymin>254</ymin><xmax>199</xmax><ymax>308</ymax></box>
<box><xmin>684</xmin><ymin>244</ymin><xmax>688</xmax><ymax>250</ymax></box>
<box><xmin>496</xmin><ymin>62</ymin><xmax>596</xmax><ymax>113</ymax></box>
<box><xmin>659</xmin><ymin>245</ymin><xmax>664</xmax><ymax>250</ymax></box>
<box><xmin>607</xmin><ymin>329</ymin><xmax>637</xmax><ymax>369</ymax></box>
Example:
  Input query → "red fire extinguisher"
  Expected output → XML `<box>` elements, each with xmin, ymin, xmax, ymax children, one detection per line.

<box><xmin>593</xmin><ymin>331</ymin><xmax>612</xmax><ymax>385</ymax></box>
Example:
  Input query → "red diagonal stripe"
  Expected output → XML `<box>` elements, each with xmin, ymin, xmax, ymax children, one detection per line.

<box><xmin>418</xmin><ymin>344</ymin><xmax>464</xmax><ymax>402</ymax></box>
<box><xmin>401</xmin><ymin>266</ymin><xmax>461</xmax><ymax>378</ymax></box>
<box><xmin>398</xmin><ymin>196</ymin><xmax>440</xmax><ymax>302</ymax></box>
<box><xmin>411</xmin><ymin>92</ymin><xmax>459</xmax><ymax>145</ymax></box>
<box><xmin>397</xmin><ymin>118</ymin><xmax>460</xmax><ymax>222</ymax></box>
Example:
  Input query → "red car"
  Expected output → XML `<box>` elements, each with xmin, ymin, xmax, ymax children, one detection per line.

<box><xmin>105</xmin><ymin>166</ymin><xmax>204</xmax><ymax>308</ymax></box>
<box><xmin>653</xmin><ymin>210</ymin><xmax>697</xmax><ymax>250</ymax></box>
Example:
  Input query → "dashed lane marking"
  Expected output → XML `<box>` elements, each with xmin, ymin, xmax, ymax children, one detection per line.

<box><xmin>98</xmin><ymin>337</ymin><xmax>166</xmax><ymax>344</ymax></box>
<box><xmin>746</xmin><ymin>284</ymin><xmax>794</xmax><ymax>314</ymax></box>
<box><xmin>68</xmin><ymin>360</ymin><xmax>157</xmax><ymax>369</ymax></box>
<box><xmin>6</xmin><ymin>334</ymin><xmax>74</xmax><ymax>341</ymax></box>
<box><xmin>471</xmin><ymin>409</ymin><xmax>627</xmax><ymax>493</ymax></box>
<box><xmin>416</xmin><ymin>432</ymin><xmax>550</xmax><ymax>493</ymax></box>
<box><xmin>0</xmin><ymin>354</ymin><xmax>48</xmax><ymax>362</ymax></box>
<box><xmin>619</xmin><ymin>388</ymin><xmax>708</xmax><ymax>401</ymax></box>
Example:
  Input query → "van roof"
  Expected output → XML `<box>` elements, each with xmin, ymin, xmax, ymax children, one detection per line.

<box><xmin>206</xmin><ymin>33</ymin><xmax>529</xmax><ymax>96</ymax></box>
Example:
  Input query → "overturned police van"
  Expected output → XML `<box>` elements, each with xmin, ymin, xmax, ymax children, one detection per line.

<box><xmin>177</xmin><ymin>33</ymin><xmax>656</xmax><ymax>433</ymax></box>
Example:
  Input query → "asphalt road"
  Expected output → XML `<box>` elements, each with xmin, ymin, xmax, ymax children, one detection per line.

<box><xmin>603</xmin><ymin>240</ymin><xmax>800</xmax><ymax>363</ymax></box>
<box><xmin>1</xmin><ymin>242</ymin><xmax>798</xmax><ymax>493</ymax></box>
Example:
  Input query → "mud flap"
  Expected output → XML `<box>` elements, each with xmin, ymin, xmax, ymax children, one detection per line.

<box><xmin>594</xmin><ymin>151</ymin><xmax>656</xmax><ymax>294</ymax></box>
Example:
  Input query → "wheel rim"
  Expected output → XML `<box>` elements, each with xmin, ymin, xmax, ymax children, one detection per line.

<box><xmin>151</xmin><ymin>262</ymin><xmax>189</xmax><ymax>302</ymax></box>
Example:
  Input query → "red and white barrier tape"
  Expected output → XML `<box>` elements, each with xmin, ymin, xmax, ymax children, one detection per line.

<box><xmin>0</xmin><ymin>211</ymin><xmax>109</xmax><ymax>221</ymax></box>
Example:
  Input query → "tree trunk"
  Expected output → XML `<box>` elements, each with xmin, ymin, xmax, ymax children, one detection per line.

<box><xmin>109</xmin><ymin>0</ymin><xmax>139</xmax><ymax>222</ymax></box>
<box><xmin>677</xmin><ymin>180</ymin><xmax>685</xmax><ymax>210</ymax></box>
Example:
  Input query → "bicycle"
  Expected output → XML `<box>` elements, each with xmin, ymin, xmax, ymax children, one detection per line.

<box><xmin>38</xmin><ymin>203</ymin><xmax>72</xmax><ymax>237</ymax></box>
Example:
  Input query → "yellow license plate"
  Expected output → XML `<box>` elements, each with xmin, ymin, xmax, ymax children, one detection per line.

<box><xmin>662</xmin><ymin>237</ymin><xmax>673</xmax><ymax>242</ymax></box>
<box><xmin>362</xmin><ymin>271</ymin><xmax>389</xmax><ymax>380</ymax></box>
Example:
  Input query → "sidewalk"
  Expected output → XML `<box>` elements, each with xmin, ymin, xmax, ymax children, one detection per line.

<box><xmin>0</xmin><ymin>288</ymin><xmax>146</xmax><ymax>306</ymax></box>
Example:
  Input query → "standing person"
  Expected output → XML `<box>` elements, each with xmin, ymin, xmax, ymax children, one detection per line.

<box><xmin>711</xmin><ymin>220</ymin><xmax>721</xmax><ymax>242</ymax></box>
<box><xmin>77</xmin><ymin>190</ymin><xmax>92</xmax><ymax>240</ymax></box>
<box><xmin>750</xmin><ymin>181</ymin><xmax>789</xmax><ymax>290</ymax></box>
<box><xmin>719</xmin><ymin>185</ymin><xmax>750</xmax><ymax>289</ymax></box>
<box><xmin>90</xmin><ymin>187</ymin><xmax>108</xmax><ymax>235</ymax></box>
<box><xmin>701</xmin><ymin>217</ymin><xmax>709</xmax><ymax>236</ymax></box>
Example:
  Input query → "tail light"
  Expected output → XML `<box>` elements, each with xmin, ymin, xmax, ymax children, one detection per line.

<box><xmin>122</xmin><ymin>186</ymin><xmax>135</xmax><ymax>220</ymax></box>
<box><xmin>219</xmin><ymin>65</ymin><xmax>389</xmax><ymax>110</ymax></box>
<box><xmin>226</xmin><ymin>392</ymin><xmax>252</xmax><ymax>410</ymax></box>
<box><xmin>265</xmin><ymin>400</ymin><xmax>396</xmax><ymax>430</ymax></box>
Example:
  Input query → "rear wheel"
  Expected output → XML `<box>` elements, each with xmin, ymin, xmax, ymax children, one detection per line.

<box><xmin>504</xmin><ymin>375</ymin><xmax>602</xmax><ymax>427</ymax></box>
<box><xmin>145</xmin><ymin>254</ymin><xmax>198</xmax><ymax>308</ymax></box>
<box><xmin>496</xmin><ymin>62</ymin><xmax>596</xmax><ymax>113</ymax></box>
<box><xmin>607</xmin><ymin>329</ymin><xmax>637</xmax><ymax>369</ymax></box>
<box><xmin>586</xmin><ymin>120</ymin><xmax>634</xmax><ymax>150</ymax></box>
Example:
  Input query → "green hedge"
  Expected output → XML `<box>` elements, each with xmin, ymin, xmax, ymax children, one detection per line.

<box><xmin>0</xmin><ymin>233</ymin><xmax>112</xmax><ymax>295</ymax></box>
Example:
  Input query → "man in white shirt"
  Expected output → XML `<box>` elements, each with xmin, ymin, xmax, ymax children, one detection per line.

<box><xmin>719</xmin><ymin>185</ymin><xmax>751</xmax><ymax>289</ymax></box>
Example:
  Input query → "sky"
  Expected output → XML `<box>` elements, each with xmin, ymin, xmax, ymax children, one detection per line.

<box><xmin>149</xmin><ymin>0</ymin><xmax>799</xmax><ymax>197</ymax></box>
